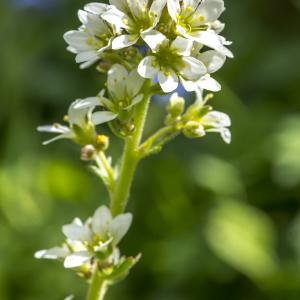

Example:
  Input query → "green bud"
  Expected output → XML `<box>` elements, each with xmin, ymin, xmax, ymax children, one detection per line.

<box><xmin>183</xmin><ymin>121</ymin><xmax>206</xmax><ymax>139</ymax></box>
<box><xmin>167</xmin><ymin>93</ymin><xmax>185</xmax><ymax>118</ymax></box>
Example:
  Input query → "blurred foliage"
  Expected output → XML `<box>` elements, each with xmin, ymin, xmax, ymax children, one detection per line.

<box><xmin>1</xmin><ymin>0</ymin><xmax>300</xmax><ymax>299</ymax></box>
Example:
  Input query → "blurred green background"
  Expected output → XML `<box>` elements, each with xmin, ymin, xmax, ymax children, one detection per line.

<box><xmin>1</xmin><ymin>0</ymin><xmax>300</xmax><ymax>299</ymax></box>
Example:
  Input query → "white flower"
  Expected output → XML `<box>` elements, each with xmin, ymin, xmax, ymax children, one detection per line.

<box><xmin>101</xmin><ymin>0</ymin><xmax>167</xmax><ymax>49</ymax></box>
<box><xmin>181</xmin><ymin>49</ymin><xmax>226</xmax><ymax>92</ymax></box>
<box><xmin>74</xmin><ymin>64</ymin><xmax>145</xmax><ymax>119</ymax></box>
<box><xmin>38</xmin><ymin>100</ymin><xmax>116</xmax><ymax>145</ymax></box>
<box><xmin>64</xmin><ymin>3</ymin><xmax>117</xmax><ymax>69</ymax></box>
<box><xmin>201</xmin><ymin>110</ymin><xmax>232</xmax><ymax>143</ymax></box>
<box><xmin>138</xmin><ymin>30</ymin><xmax>207</xmax><ymax>93</ymax></box>
<box><xmin>182</xmin><ymin>91</ymin><xmax>231</xmax><ymax>143</ymax></box>
<box><xmin>35</xmin><ymin>206</ymin><xmax>133</xmax><ymax>269</ymax></box>
<box><xmin>167</xmin><ymin>0</ymin><xmax>233</xmax><ymax>58</ymax></box>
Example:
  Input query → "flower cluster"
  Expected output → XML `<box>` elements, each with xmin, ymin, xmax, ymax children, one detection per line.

<box><xmin>167</xmin><ymin>91</ymin><xmax>231</xmax><ymax>143</ymax></box>
<box><xmin>35</xmin><ymin>206</ymin><xmax>139</xmax><ymax>281</ymax></box>
<box><xmin>64</xmin><ymin>0</ymin><xmax>232</xmax><ymax>93</ymax></box>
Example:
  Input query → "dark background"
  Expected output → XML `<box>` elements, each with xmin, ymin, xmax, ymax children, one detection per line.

<box><xmin>1</xmin><ymin>0</ymin><xmax>300</xmax><ymax>299</ymax></box>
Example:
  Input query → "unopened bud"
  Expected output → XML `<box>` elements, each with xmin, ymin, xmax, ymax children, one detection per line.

<box><xmin>183</xmin><ymin>121</ymin><xmax>206</xmax><ymax>139</ymax></box>
<box><xmin>81</xmin><ymin>145</ymin><xmax>96</xmax><ymax>161</ymax></box>
<box><xmin>95</xmin><ymin>135</ymin><xmax>109</xmax><ymax>151</ymax></box>
<box><xmin>167</xmin><ymin>93</ymin><xmax>185</xmax><ymax>117</ymax></box>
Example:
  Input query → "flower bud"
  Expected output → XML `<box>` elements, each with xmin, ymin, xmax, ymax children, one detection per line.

<box><xmin>81</xmin><ymin>145</ymin><xmax>96</xmax><ymax>161</ymax></box>
<box><xmin>183</xmin><ymin>121</ymin><xmax>206</xmax><ymax>139</ymax></box>
<box><xmin>167</xmin><ymin>93</ymin><xmax>185</xmax><ymax>118</ymax></box>
<box><xmin>95</xmin><ymin>135</ymin><xmax>109</xmax><ymax>151</ymax></box>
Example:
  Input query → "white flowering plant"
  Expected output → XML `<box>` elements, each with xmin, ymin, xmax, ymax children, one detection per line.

<box><xmin>36</xmin><ymin>0</ymin><xmax>233</xmax><ymax>299</ymax></box>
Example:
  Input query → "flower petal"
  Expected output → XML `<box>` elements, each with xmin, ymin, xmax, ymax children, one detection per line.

<box><xmin>34</xmin><ymin>247</ymin><xmax>69</xmax><ymax>260</ymax></box>
<box><xmin>158</xmin><ymin>69</ymin><xmax>179</xmax><ymax>93</ymax></box>
<box><xmin>141</xmin><ymin>30</ymin><xmax>167</xmax><ymax>52</ymax></box>
<box><xmin>171</xmin><ymin>36</ymin><xmax>193</xmax><ymax>56</ymax></box>
<box><xmin>189</xmin><ymin>30</ymin><xmax>233</xmax><ymax>58</ymax></box>
<box><xmin>109</xmin><ymin>213</ymin><xmax>133</xmax><ymax>245</ymax></box>
<box><xmin>112</xmin><ymin>34</ymin><xmax>139</xmax><ymax>50</ymax></box>
<box><xmin>62</xmin><ymin>219</ymin><xmax>92</xmax><ymax>243</ymax></box>
<box><xmin>167</xmin><ymin>0</ymin><xmax>180</xmax><ymax>21</ymax></box>
<box><xmin>92</xmin><ymin>111</ymin><xmax>117</xmax><ymax>125</ymax></box>
<box><xmin>198</xmin><ymin>50</ymin><xmax>226</xmax><ymax>73</ymax></box>
<box><xmin>107</xmin><ymin>64</ymin><xmax>128</xmax><ymax>99</ymax></box>
<box><xmin>64</xmin><ymin>251</ymin><xmax>92</xmax><ymax>268</ymax></box>
<box><xmin>138</xmin><ymin>56</ymin><xmax>159</xmax><ymax>79</ymax></box>
<box><xmin>180</xmin><ymin>57</ymin><xmax>207</xmax><ymax>81</ymax></box>
<box><xmin>92</xmin><ymin>206</ymin><xmax>112</xmax><ymax>237</ymax></box>
<box><xmin>126</xmin><ymin>69</ymin><xmax>145</xmax><ymax>97</ymax></box>
<box><xmin>203</xmin><ymin>111</ymin><xmax>231</xmax><ymax>127</ymax></box>
<box><xmin>197</xmin><ymin>74</ymin><xmax>221</xmax><ymax>92</ymax></box>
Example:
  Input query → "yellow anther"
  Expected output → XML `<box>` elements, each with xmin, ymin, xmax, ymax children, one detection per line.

<box><xmin>187</xmin><ymin>6</ymin><xmax>193</xmax><ymax>12</ymax></box>
<box><xmin>63</xmin><ymin>115</ymin><xmax>69</xmax><ymax>122</ymax></box>
<box><xmin>123</xmin><ymin>18</ymin><xmax>129</xmax><ymax>25</ymax></box>
<box><xmin>199</xmin><ymin>15</ymin><xmax>205</xmax><ymax>22</ymax></box>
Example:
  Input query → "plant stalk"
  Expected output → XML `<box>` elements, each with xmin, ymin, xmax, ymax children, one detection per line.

<box><xmin>110</xmin><ymin>87</ymin><xmax>152</xmax><ymax>216</ymax></box>
<box><xmin>86</xmin><ymin>270</ymin><xmax>108</xmax><ymax>300</ymax></box>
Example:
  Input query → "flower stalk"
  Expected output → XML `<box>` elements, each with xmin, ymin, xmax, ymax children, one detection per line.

<box><xmin>87</xmin><ymin>270</ymin><xmax>108</xmax><ymax>300</ymax></box>
<box><xmin>111</xmin><ymin>87</ymin><xmax>152</xmax><ymax>216</ymax></box>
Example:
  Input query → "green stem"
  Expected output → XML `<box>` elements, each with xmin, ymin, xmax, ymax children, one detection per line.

<box><xmin>139</xmin><ymin>126</ymin><xmax>175</xmax><ymax>153</ymax></box>
<box><xmin>110</xmin><ymin>89</ymin><xmax>152</xmax><ymax>216</ymax></box>
<box><xmin>86</xmin><ymin>270</ymin><xmax>108</xmax><ymax>300</ymax></box>
<box><xmin>98</xmin><ymin>152</ymin><xmax>115</xmax><ymax>192</ymax></box>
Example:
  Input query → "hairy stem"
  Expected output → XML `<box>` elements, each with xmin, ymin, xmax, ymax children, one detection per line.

<box><xmin>86</xmin><ymin>270</ymin><xmax>108</xmax><ymax>300</ymax></box>
<box><xmin>110</xmin><ymin>86</ymin><xmax>152</xmax><ymax>216</ymax></box>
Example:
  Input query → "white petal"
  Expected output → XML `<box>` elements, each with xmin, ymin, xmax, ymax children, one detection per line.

<box><xmin>92</xmin><ymin>111</ymin><xmax>117</xmax><ymax>125</ymax></box>
<box><xmin>180</xmin><ymin>77</ymin><xmax>198</xmax><ymax>92</ymax></box>
<box><xmin>180</xmin><ymin>57</ymin><xmax>207</xmax><ymax>81</ymax></box>
<box><xmin>37</xmin><ymin>124</ymin><xmax>69</xmax><ymax>134</ymax></box>
<box><xmin>203</xmin><ymin>111</ymin><xmax>231</xmax><ymax>127</ymax></box>
<box><xmin>126</xmin><ymin>69</ymin><xmax>145</xmax><ymax>97</ymax></box>
<box><xmin>84</xmin><ymin>3</ymin><xmax>109</xmax><ymax>14</ymax></box>
<box><xmin>109</xmin><ymin>213</ymin><xmax>133</xmax><ymax>245</ymax></box>
<box><xmin>80</xmin><ymin>57</ymin><xmax>100</xmax><ymax>69</ymax></box>
<box><xmin>150</xmin><ymin>0</ymin><xmax>167</xmax><ymax>25</ymax></box>
<box><xmin>197</xmin><ymin>0</ymin><xmax>225</xmax><ymax>23</ymax></box>
<box><xmin>167</xmin><ymin>0</ymin><xmax>180</xmax><ymax>21</ymax></box>
<box><xmin>189</xmin><ymin>30</ymin><xmax>233</xmax><ymax>58</ymax></box>
<box><xmin>62</xmin><ymin>220</ymin><xmax>92</xmax><ymax>243</ymax></box>
<box><xmin>64</xmin><ymin>251</ymin><xmax>92</xmax><ymax>268</ymax></box>
<box><xmin>112</xmin><ymin>34</ymin><xmax>139</xmax><ymax>50</ymax></box>
<box><xmin>158</xmin><ymin>69</ymin><xmax>179</xmax><ymax>93</ymax></box>
<box><xmin>75</xmin><ymin>51</ymin><xmax>99</xmax><ymax>63</ymax></box>
<box><xmin>126</xmin><ymin>94</ymin><xmax>144</xmax><ymax>109</ymax></box>
<box><xmin>92</xmin><ymin>206</ymin><xmax>112</xmax><ymax>237</ymax></box>
<box><xmin>171</xmin><ymin>36</ymin><xmax>193</xmax><ymax>56</ymax></box>
<box><xmin>197</xmin><ymin>75</ymin><xmax>221</xmax><ymax>92</ymax></box>
<box><xmin>138</xmin><ymin>56</ymin><xmax>159</xmax><ymax>79</ymax></box>
<box><xmin>42</xmin><ymin>133</ymin><xmax>73</xmax><ymax>145</ymax></box>
<box><xmin>63</xmin><ymin>31</ymin><xmax>91</xmax><ymax>51</ymax></box>
<box><xmin>73</xmin><ymin>97</ymin><xmax>100</xmax><ymax>109</ymax></box>
<box><xmin>107</xmin><ymin>64</ymin><xmax>128</xmax><ymax>99</ymax></box>
<box><xmin>68</xmin><ymin>101</ymin><xmax>90</xmax><ymax>127</ymax></box>
<box><xmin>141</xmin><ymin>30</ymin><xmax>167</xmax><ymax>51</ymax></box>
<box><xmin>102</xmin><ymin>7</ymin><xmax>131</xmax><ymax>30</ymax></box>
<box><xmin>34</xmin><ymin>247</ymin><xmax>69</xmax><ymax>260</ymax></box>
<box><xmin>221</xmin><ymin>128</ymin><xmax>232</xmax><ymax>144</ymax></box>
<box><xmin>198</xmin><ymin>50</ymin><xmax>226</xmax><ymax>74</ymax></box>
